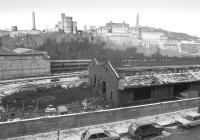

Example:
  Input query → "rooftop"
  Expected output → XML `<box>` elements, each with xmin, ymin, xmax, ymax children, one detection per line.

<box><xmin>134</xmin><ymin>120</ymin><xmax>153</xmax><ymax>127</ymax></box>
<box><xmin>13</xmin><ymin>48</ymin><xmax>46</xmax><ymax>55</ymax></box>
<box><xmin>186</xmin><ymin>112</ymin><xmax>200</xmax><ymax>117</ymax></box>
<box><xmin>0</xmin><ymin>47</ymin><xmax>47</xmax><ymax>56</ymax></box>
<box><xmin>118</xmin><ymin>66</ymin><xmax>200</xmax><ymax>88</ymax></box>
<box><xmin>93</xmin><ymin>58</ymin><xmax>200</xmax><ymax>88</ymax></box>
<box><xmin>87</xmin><ymin>128</ymin><xmax>105</xmax><ymax>135</ymax></box>
<box><xmin>106</xmin><ymin>22</ymin><xmax>129</xmax><ymax>28</ymax></box>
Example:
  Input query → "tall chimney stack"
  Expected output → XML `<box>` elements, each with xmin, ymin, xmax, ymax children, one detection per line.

<box><xmin>136</xmin><ymin>13</ymin><xmax>139</xmax><ymax>28</ymax></box>
<box><xmin>32</xmin><ymin>11</ymin><xmax>36</xmax><ymax>30</ymax></box>
<box><xmin>61</xmin><ymin>13</ymin><xmax>65</xmax><ymax>32</ymax></box>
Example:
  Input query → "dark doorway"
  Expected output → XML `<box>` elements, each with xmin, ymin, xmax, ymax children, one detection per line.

<box><xmin>173</xmin><ymin>83</ymin><xmax>189</xmax><ymax>96</ymax></box>
<box><xmin>94</xmin><ymin>75</ymin><xmax>96</xmax><ymax>85</ymax></box>
<box><xmin>134</xmin><ymin>87</ymin><xmax>151</xmax><ymax>101</ymax></box>
<box><xmin>102</xmin><ymin>81</ymin><xmax>106</xmax><ymax>93</ymax></box>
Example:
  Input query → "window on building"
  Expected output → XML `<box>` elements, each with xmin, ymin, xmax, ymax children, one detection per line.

<box><xmin>102</xmin><ymin>81</ymin><xmax>106</xmax><ymax>93</ymax></box>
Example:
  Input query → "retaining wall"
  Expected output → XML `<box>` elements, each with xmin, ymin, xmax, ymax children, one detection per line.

<box><xmin>0</xmin><ymin>97</ymin><xmax>199</xmax><ymax>139</ymax></box>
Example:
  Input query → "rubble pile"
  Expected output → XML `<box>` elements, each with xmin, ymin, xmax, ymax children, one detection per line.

<box><xmin>61</xmin><ymin>79</ymin><xmax>89</xmax><ymax>89</ymax></box>
<box><xmin>0</xmin><ymin>76</ymin><xmax>89</xmax><ymax>100</ymax></box>
<box><xmin>66</xmin><ymin>95</ymin><xmax>107</xmax><ymax>113</ymax></box>
<box><xmin>0</xmin><ymin>73</ymin><xmax>91</xmax><ymax>122</ymax></box>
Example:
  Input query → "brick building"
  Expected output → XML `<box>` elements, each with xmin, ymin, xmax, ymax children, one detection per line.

<box><xmin>89</xmin><ymin>58</ymin><xmax>200</xmax><ymax>107</ymax></box>
<box><xmin>0</xmin><ymin>47</ymin><xmax>50</xmax><ymax>80</ymax></box>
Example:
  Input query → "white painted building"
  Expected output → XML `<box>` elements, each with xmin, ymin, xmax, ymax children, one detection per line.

<box><xmin>141</xmin><ymin>32</ymin><xmax>168</xmax><ymax>41</ymax></box>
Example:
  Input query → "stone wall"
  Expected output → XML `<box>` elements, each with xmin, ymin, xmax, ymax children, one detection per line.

<box><xmin>0</xmin><ymin>55</ymin><xmax>50</xmax><ymax>80</ymax></box>
<box><xmin>0</xmin><ymin>97</ymin><xmax>199</xmax><ymax>139</ymax></box>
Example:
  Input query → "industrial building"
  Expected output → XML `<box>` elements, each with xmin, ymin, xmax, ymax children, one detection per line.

<box><xmin>141</xmin><ymin>32</ymin><xmax>168</xmax><ymax>41</ymax></box>
<box><xmin>55</xmin><ymin>13</ymin><xmax>77</xmax><ymax>34</ymax></box>
<box><xmin>91</xmin><ymin>14</ymin><xmax>142</xmax><ymax>44</ymax></box>
<box><xmin>92</xmin><ymin>14</ymin><xmax>167</xmax><ymax>45</ymax></box>
<box><xmin>0</xmin><ymin>47</ymin><xmax>50</xmax><ymax>80</ymax></box>
<box><xmin>89</xmin><ymin>58</ymin><xmax>200</xmax><ymax>107</ymax></box>
<box><xmin>96</xmin><ymin>21</ymin><xmax>136</xmax><ymax>44</ymax></box>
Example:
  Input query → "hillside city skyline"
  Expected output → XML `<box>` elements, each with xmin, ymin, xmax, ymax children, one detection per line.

<box><xmin>0</xmin><ymin>0</ymin><xmax>200</xmax><ymax>37</ymax></box>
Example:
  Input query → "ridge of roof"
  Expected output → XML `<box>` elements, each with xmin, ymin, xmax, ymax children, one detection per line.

<box><xmin>108</xmin><ymin>61</ymin><xmax>120</xmax><ymax>78</ymax></box>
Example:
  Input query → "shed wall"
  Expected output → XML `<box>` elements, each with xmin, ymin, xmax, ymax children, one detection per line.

<box><xmin>99</xmin><ymin>63</ymin><xmax>119</xmax><ymax>107</ymax></box>
<box><xmin>151</xmin><ymin>85</ymin><xmax>173</xmax><ymax>99</ymax></box>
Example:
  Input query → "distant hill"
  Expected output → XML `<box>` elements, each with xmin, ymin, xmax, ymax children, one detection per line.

<box><xmin>141</xmin><ymin>26</ymin><xmax>200</xmax><ymax>41</ymax></box>
<box><xmin>0</xmin><ymin>29</ymin><xmax>200</xmax><ymax>59</ymax></box>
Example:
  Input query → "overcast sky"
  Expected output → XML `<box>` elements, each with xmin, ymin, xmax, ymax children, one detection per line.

<box><xmin>0</xmin><ymin>0</ymin><xmax>200</xmax><ymax>36</ymax></box>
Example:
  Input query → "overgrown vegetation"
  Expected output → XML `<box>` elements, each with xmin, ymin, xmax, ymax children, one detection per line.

<box><xmin>38</xmin><ymin>37</ymin><xmax>107</xmax><ymax>59</ymax></box>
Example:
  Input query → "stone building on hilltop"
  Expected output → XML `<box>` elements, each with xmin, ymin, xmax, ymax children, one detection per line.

<box><xmin>55</xmin><ymin>13</ymin><xmax>77</xmax><ymax>34</ymax></box>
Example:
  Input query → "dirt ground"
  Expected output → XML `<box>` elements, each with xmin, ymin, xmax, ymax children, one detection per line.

<box><xmin>2</xmin><ymin>85</ymin><xmax>93</xmax><ymax>109</ymax></box>
<box><xmin>0</xmin><ymin>74</ymin><xmax>108</xmax><ymax>122</ymax></box>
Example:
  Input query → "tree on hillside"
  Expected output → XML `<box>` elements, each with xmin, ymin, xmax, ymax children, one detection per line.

<box><xmin>151</xmin><ymin>47</ymin><xmax>163</xmax><ymax>58</ymax></box>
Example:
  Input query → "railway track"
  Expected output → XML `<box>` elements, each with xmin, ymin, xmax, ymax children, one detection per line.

<box><xmin>0</xmin><ymin>71</ymin><xmax>88</xmax><ymax>84</ymax></box>
<box><xmin>50</xmin><ymin>59</ymin><xmax>91</xmax><ymax>73</ymax></box>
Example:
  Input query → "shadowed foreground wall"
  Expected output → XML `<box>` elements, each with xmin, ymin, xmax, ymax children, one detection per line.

<box><xmin>0</xmin><ymin>97</ymin><xmax>199</xmax><ymax>139</ymax></box>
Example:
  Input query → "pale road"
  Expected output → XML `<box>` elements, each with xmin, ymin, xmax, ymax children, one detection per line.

<box><xmin>6</xmin><ymin>108</ymin><xmax>200</xmax><ymax>140</ymax></box>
